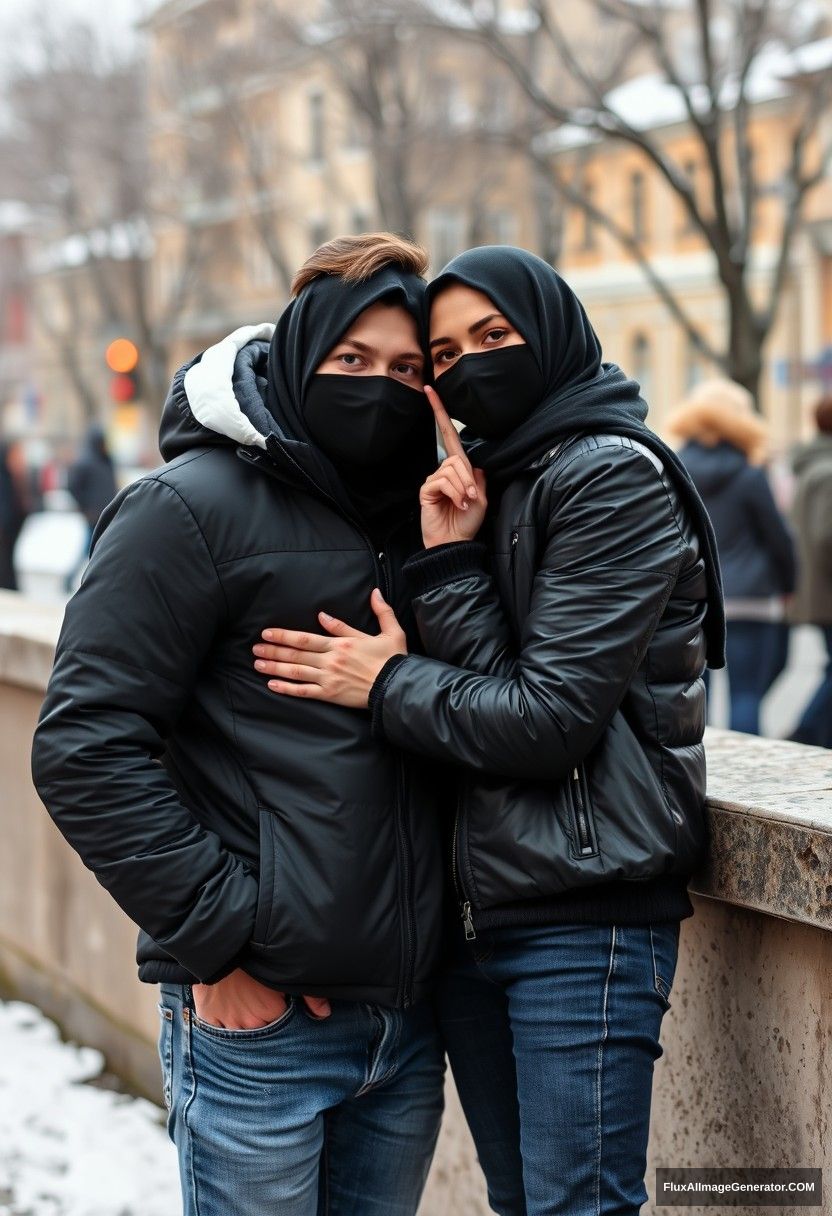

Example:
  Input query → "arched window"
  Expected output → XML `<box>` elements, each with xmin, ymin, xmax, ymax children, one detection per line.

<box><xmin>631</xmin><ymin>332</ymin><xmax>652</xmax><ymax>399</ymax></box>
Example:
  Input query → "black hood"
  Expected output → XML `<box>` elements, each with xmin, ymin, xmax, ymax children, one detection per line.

<box><xmin>679</xmin><ymin>439</ymin><xmax>749</xmax><ymax>497</ymax></box>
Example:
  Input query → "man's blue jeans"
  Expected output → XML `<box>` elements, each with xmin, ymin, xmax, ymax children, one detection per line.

<box><xmin>435</xmin><ymin>919</ymin><xmax>680</xmax><ymax>1216</ymax></box>
<box><xmin>157</xmin><ymin>983</ymin><xmax>444</xmax><ymax>1215</ymax></box>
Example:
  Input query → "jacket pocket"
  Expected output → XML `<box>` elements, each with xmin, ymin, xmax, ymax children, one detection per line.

<box><xmin>252</xmin><ymin>807</ymin><xmax>278</xmax><ymax>946</ymax></box>
<box><xmin>567</xmin><ymin>764</ymin><xmax>599</xmax><ymax>859</ymax></box>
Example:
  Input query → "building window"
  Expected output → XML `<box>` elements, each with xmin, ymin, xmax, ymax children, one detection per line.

<box><xmin>630</xmin><ymin>170</ymin><xmax>646</xmax><ymax>242</ymax></box>
<box><xmin>681</xmin><ymin>159</ymin><xmax>698</xmax><ymax>232</ymax></box>
<box><xmin>631</xmin><ymin>332</ymin><xmax>652</xmax><ymax>400</ymax></box>
<box><xmin>309</xmin><ymin>218</ymin><xmax>329</xmax><ymax>251</ymax></box>
<box><xmin>685</xmin><ymin>333</ymin><xmax>705</xmax><ymax>391</ymax></box>
<box><xmin>482</xmin><ymin>79</ymin><xmax>511</xmax><ymax>132</ymax></box>
<box><xmin>350</xmin><ymin>206</ymin><xmax>373</xmax><ymax>233</ymax></box>
<box><xmin>482</xmin><ymin>209</ymin><xmax>516</xmax><ymax>245</ymax></box>
<box><xmin>580</xmin><ymin>181</ymin><xmax>596</xmax><ymax>250</ymax></box>
<box><xmin>426</xmin><ymin>206</ymin><xmax>467</xmax><ymax>269</ymax></box>
<box><xmin>431</xmin><ymin>76</ymin><xmax>470</xmax><ymax>129</ymax></box>
<box><xmin>308</xmin><ymin>91</ymin><xmax>325</xmax><ymax>164</ymax></box>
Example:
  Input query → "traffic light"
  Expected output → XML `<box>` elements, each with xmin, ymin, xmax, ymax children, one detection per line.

<box><xmin>105</xmin><ymin>338</ymin><xmax>139</xmax><ymax>403</ymax></box>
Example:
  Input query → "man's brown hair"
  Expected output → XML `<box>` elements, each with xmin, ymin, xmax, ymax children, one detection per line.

<box><xmin>291</xmin><ymin>232</ymin><xmax>428</xmax><ymax>296</ymax></box>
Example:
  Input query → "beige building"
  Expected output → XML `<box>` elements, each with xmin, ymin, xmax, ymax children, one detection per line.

<box><xmin>139</xmin><ymin>1</ymin><xmax>832</xmax><ymax>450</ymax></box>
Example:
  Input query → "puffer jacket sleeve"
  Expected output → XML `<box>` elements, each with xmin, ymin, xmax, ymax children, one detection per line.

<box><xmin>370</xmin><ymin>446</ymin><xmax>686</xmax><ymax>781</ymax></box>
<box><xmin>31</xmin><ymin>475</ymin><xmax>258</xmax><ymax>983</ymax></box>
<box><xmin>401</xmin><ymin>541</ymin><xmax>517</xmax><ymax>676</ymax></box>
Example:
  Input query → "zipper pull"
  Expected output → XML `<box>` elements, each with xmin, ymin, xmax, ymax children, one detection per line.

<box><xmin>461</xmin><ymin>901</ymin><xmax>477</xmax><ymax>941</ymax></box>
<box><xmin>573</xmin><ymin>767</ymin><xmax>580</xmax><ymax>782</ymax></box>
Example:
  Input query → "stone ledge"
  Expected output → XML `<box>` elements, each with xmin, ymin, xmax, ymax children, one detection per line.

<box><xmin>0</xmin><ymin>591</ymin><xmax>62</xmax><ymax>692</ymax></box>
<box><xmin>2</xmin><ymin>593</ymin><xmax>831</xmax><ymax>932</ymax></box>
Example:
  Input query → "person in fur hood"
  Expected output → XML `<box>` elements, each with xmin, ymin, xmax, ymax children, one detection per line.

<box><xmin>668</xmin><ymin>378</ymin><xmax>796</xmax><ymax>735</ymax></box>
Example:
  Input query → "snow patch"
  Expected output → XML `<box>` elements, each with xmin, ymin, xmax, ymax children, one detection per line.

<box><xmin>0</xmin><ymin>1000</ymin><xmax>180</xmax><ymax>1216</ymax></box>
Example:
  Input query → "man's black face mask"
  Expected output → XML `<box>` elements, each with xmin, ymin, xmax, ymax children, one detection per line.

<box><xmin>304</xmin><ymin>374</ymin><xmax>428</xmax><ymax>468</ymax></box>
<box><xmin>436</xmin><ymin>345</ymin><xmax>546</xmax><ymax>441</ymax></box>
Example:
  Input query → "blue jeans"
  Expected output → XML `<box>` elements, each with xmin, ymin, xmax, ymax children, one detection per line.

<box><xmin>791</xmin><ymin>625</ymin><xmax>832</xmax><ymax>749</ymax></box>
<box><xmin>435</xmin><ymin>919</ymin><xmax>680</xmax><ymax>1216</ymax></box>
<box><xmin>157</xmin><ymin>983</ymin><xmax>444</xmax><ymax>1215</ymax></box>
<box><xmin>724</xmin><ymin>619</ymin><xmax>790</xmax><ymax>735</ymax></box>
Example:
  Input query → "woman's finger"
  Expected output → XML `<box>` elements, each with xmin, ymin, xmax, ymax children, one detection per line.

<box><xmin>253</xmin><ymin>643</ymin><xmax>326</xmax><ymax>668</ymax></box>
<box><xmin>429</xmin><ymin>462</ymin><xmax>469</xmax><ymax>507</ymax></box>
<box><xmin>441</xmin><ymin>454</ymin><xmax>478</xmax><ymax>499</ymax></box>
<box><xmin>318</xmin><ymin>611</ymin><xmax>365</xmax><ymax>638</ymax></box>
<box><xmin>256</xmin><ymin>660</ymin><xmax>324</xmax><ymax>684</ymax></box>
<box><xmin>425</xmin><ymin>385</ymin><xmax>468</xmax><ymax>462</ymax></box>
<box><xmin>421</xmin><ymin>474</ymin><xmax>469</xmax><ymax>511</ymax></box>
<box><xmin>267</xmin><ymin>680</ymin><xmax>325</xmax><ymax>699</ymax></box>
<box><xmin>261</xmin><ymin>627</ymin><xmax>330</xmax><ymax>652</ymax></box>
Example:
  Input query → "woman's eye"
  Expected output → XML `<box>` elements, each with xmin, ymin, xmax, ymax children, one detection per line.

<box><xmin>393</xmin><ymin>364</ymin><xmax>418</xmax><ymax>377</ymax></box>
<box><xmin>338</xmin><ymin>353</ymin><xmax>362</xmax><ymax>367</ymax></box>
<box><xmin>483</xmin><ymin>328</ymin><xmax>509</xmax><ymax>344</ymax></box>
<box><xmin>433</xmin><ymin>349</ymin><xmax>457</xmax><ymax>365</ymax></box>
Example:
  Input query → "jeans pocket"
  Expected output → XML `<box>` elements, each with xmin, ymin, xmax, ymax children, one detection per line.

<box><xmin>156</xmin><ymin>1003</ymin><xmax>174</xmax><ymax>1109</ymax></box>
<box><xmin>649</xmin><ymin>922</ymin><xmax>681</xmax><ymax>1012</ymax></box>
<box><xmin>191</xmin><ymin>994</ymin><xmax>297</xmax><ymax>1042</ymax></box>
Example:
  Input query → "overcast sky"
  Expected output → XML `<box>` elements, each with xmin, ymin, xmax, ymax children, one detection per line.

<box><xmin>2</xmin><ymin>0</ymin><xmax>147</xmax><ymax>51</ymax></box>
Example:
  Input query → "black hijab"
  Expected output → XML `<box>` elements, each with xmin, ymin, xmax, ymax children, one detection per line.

<box><xmin>264</xmin><ymin>265</ymin><xmax>437</xmax><ymax>539</ymax></box>
<box><xmin>426</xmin><ymin>246</ymin><xmax>726</xmax><ymax>668</ymax></box>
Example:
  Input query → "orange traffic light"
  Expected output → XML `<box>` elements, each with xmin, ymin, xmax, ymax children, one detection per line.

<box><xmin>105</xmin><ymin>337</ymin><xmax>139</xmax><ymax>375</ymax></box>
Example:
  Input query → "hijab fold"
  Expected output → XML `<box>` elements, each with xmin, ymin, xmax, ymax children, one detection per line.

<box><xmin>426</xmin><ymin>246</ymin><xmax>726</xmax><ymax>668</ymax></box>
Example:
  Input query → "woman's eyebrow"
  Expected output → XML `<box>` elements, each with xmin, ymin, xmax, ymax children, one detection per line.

<box><xmin>429</xmin><ymin>313</ymin><xmax>505</xmax><ymax>350</ymax></box>
<box><xmin>468</xmin><ymin>313</ymin><xmax>502</xmax><ymax>335</ymax></box>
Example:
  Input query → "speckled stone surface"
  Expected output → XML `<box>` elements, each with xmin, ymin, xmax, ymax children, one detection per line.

<box><xmin>693</xmin><ymin>729</ymin><xmax>832</xmax><ymax>930</ymax></box>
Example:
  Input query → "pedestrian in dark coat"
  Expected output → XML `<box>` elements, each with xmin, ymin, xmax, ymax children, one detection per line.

<box><xmin>67</xmin><ymin>423</ymin><xmax>118</xmax><ymax>532</ymax></box>
<box><xmin>790</xmin><ymin>396</ymin><xmax>832</xmax><ymax>747</ymax></box>
<box><xmin>0</xmin><ymin>439</ymin><xmax>30</xmax><ymax>590</ymax></box>
<box><xmin>668</xmin><ymin>378</ymin><xmax>796</xmax><ymax>735</ymax></box>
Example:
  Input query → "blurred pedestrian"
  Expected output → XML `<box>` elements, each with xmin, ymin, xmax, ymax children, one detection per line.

<box><xmin>68</xmin><ymin>422</ymin><xmax>117</xmax><ymax>545</ymax></box>
<box><xmin>668</xmin><ymin>379</ymin><xmax>796</xmax><ymax>735</ymax></box>
<box><xmin>0</xmin><ymin>439</ymin><xmax>31</xmax><ymax>591</ymax></box>
<box><xmin>789</xmin><ymin>396</ymin><xmax>832</xmax><ymax>748</ymax></box>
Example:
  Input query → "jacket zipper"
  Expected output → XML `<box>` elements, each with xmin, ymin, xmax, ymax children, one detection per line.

<box><xmin>509</xmin><ymin>530</ymin><xmax>519</xmax><ymax>578</ymax></box>
<box><xmin>572</xmin><ymin>766</ymin><xmax>595</xmax><ymax>856</ymax></box>
<box><xmin>238</xmin><ymin>444</ymin><xmax>418</xmax><ymax>1005</ymax></box>
<box><xmin>451</xmin><ymin>788</ymin><xmax>476</xmax><ymax>940</ymax></box>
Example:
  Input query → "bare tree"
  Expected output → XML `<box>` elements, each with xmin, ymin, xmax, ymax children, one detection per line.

<box><xmin>0</xmin><ymin>13</ymin><xmax>214</xmax><ymax>420</ymax></box>
<box><xmin>413</xmin><ymin>0</ymin><xmax>832</xmax><ymax>403</ymax></box>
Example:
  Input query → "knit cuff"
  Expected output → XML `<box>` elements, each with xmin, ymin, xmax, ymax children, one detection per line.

<box><xmin>368</xmin><ymin>654</ymin><xmax>410</xmax><ymax>740</ymax></box>
<box><xmin>403</xmin><ymin>541</ymin><xmax>490</xmax><ymax>598</ymax></box>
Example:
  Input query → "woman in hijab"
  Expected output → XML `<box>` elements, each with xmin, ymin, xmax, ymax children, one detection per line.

<box><xmin>254</xmin><ymin>246</ymin><xmax>724</xmax><ymax>1216</ymax></box>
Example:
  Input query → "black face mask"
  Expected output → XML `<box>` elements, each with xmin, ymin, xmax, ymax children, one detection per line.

<box><xmin>436</xmin><ymin>344</ymin><xmax>546</xmax><ymax>440</ymax></box>
<box><xmin>304</xmin><ymin>374</ymin><xmax>428</xmax><ymax>469</ymax></box>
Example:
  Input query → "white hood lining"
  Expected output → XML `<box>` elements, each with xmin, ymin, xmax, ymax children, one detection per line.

<box><xmin>183</xmin><ymin>322</ymin><xmax>276</xmax><ymax>451</ymax></box>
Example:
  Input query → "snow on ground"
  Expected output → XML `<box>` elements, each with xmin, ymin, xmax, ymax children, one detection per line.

<box><xmin>0</xmin><ymin>999</ymin><xmax>180</xmax><ymax>1216</ymax></box>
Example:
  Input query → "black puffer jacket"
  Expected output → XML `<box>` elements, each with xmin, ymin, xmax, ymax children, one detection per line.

<box><xmin>32</xmin><ymin>323</ymin><xmax>443</xmax><ymax>1007</ymax></box>
<box><xmin>370</xmin><ymin>433</ymin><xmax>709</xmax><ymax>932</ymax></box>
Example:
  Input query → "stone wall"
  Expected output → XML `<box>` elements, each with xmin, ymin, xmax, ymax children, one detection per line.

<box><xmin>2</xmin><ymin>591</ymin><xmax>831</xmax><ymax>1215</ymax></box>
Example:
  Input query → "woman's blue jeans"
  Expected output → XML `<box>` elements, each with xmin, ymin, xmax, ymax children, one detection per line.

<box><xmin>791</xmin><ymin>625</ymin><xmax>832</xmax><ymax>749</ymax></box>
<box><xmin>723</xmin><ymin>619</ymin><xmax>790</xmax><ymax>735</ymax></box>
<box><xmin>435</xmin><ymin>918</ymin><xmax>680</xmax><ymax>1216</ymax></box>
<box><xmin>156</xmin><ymin>983</ymin><xmax>444</xmax><ymax>1215</ymax></box>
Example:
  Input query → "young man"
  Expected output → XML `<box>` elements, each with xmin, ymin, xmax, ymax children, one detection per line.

<box><xmin>31</xmin><ymin>234</ymin><xmax>445</xmax><ymax>1215</ymax></box>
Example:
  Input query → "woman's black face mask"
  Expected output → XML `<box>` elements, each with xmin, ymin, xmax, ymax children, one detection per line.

<box><xmin>436</xmin><ymin>344</ymin><xmax>546</xmax><ymax>440</ymax></box>
<box><xmin>304</xmin><ymin>373</ymin><xmax>428</xmax><ymax>469</ymax></box>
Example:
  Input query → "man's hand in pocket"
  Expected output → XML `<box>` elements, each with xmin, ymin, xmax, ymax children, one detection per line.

<box><xmin>192</xmin><ymin>968</ymin><xmax>331</xmax><ymax>1028</ymax></box>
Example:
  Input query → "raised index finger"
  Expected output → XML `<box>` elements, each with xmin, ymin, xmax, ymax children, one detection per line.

<box><xmin>424</xmin><ymin>384</ymin><xmax>469</xmax><ymax>464</ymax></box>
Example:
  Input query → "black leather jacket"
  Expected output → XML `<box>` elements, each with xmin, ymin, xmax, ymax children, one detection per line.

<box><xmin>370</xmin><ymin>434</ymin><xmax>709</xmax><ymax>931</ymax></box>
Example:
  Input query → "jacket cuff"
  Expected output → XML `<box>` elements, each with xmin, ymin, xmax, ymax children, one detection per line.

<box><xmin>403</xmin><ymin>541</ymin><xmax>489</xmax><ymax>598</ymax></box>
<box><xmin>369</xmin><ymin>654</ymin><xmax>410</xmax><ymax>740</ymax></box>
